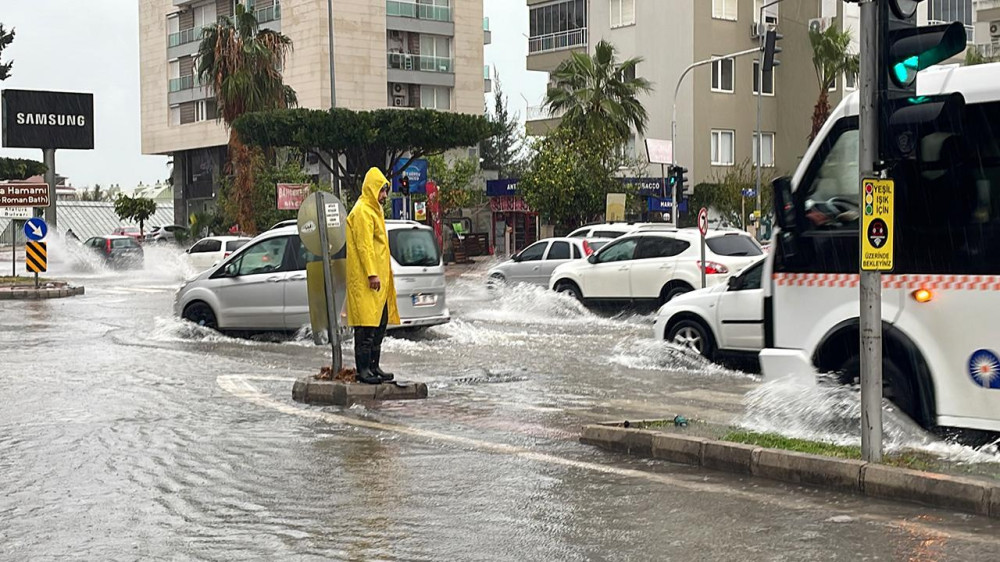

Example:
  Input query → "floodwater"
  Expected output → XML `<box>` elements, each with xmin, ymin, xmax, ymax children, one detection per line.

<box><xmin>1</xmin><ymin>241</ymin><xmax>999</xmax><ymax>560</ymax></box>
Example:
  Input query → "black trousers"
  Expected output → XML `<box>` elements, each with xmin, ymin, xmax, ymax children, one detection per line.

<box><xmin>354</xmin><ymin>304</ymin><xmax>389</xmax><ymax>371</ymax></box>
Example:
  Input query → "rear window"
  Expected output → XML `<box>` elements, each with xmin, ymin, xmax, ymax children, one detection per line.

<box><xmin>592</xmin><ymin>230</ymin><xmax>627</xmax><ymax>238</ymax></box>
<box><xmin>112</xmin><ymin>238</ymin><xmax>138</xmax><ymax>249</ymax></box>
<box><xmin>388</xmin><ymin>229</ymin><xmax>441</xmax><ymax>267</ymax></box>
<box><xmin>589</xmin><ymin>240</ymin><xmax>609</xmax><ymax>252</ymax></box>
<box><xmin>706</xmin><ymin>235</ymin><xmax>763</xmax><ymax>256</ymax></box>
<box><xmin>226</xmin><ymin>239</ymin><xmax>250</xmax><ymax>252</ymax></box>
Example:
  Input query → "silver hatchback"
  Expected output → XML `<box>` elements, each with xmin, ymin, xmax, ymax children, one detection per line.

<box><xmin>487</xmin><ymin>237</ymin><xmax>607</xmax><ymax>287</ymax></box>
<box><xmin>174</xmin><ymin>222</ymin><xmax>449</xmax><ymax>333</ymax></box>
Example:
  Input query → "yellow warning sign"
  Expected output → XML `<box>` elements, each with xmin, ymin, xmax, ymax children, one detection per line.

<box><xmin>861</xmin><ymin>178</ymin><xmax>893</xmax><ymax>271</ymax></box>
<box><xmin>26</xmin><ymin>241</ymin><xmax>47</xmax><ymax>273</ymax></box>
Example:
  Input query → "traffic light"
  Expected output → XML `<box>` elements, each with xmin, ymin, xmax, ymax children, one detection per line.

<box><xmin>399</xmin><ymin>175</ymin><xmax>410</xmax><ymax>196</ymax></box>
<box><xmin>762</xmin><ymin>29</ymin><xmax>782</xmax><ymax>72</ymax></box>
<box><xmin>879</xmin><ymin>0</ymin><xmax>967</xmax><ymax>162</ymax></box>
<box><xmin>668</xmin><ymin>165</ymin><xmax>688</xmax><ymax>196</ymax></box>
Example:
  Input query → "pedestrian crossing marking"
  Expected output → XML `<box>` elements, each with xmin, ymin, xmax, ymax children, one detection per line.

<box><xmin>25</xmin><ymin>241</ymin><xmax>46</xmax><ymax>273</ymax></box>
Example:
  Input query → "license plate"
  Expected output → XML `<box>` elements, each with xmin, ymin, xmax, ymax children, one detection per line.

<box><xmin>412</xmin><ymin>294</ymin><xmax>437</xmax><ymax>307</ymax></box>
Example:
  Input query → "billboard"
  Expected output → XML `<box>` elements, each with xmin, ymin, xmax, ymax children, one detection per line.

<box><xmin>2</xmin><ymin>89</ymin><xmax>95</xmax><ymax>149</ymax></box>
<box><xmin>277</xmin><ymin>183</ymin><xmax>310</xmax><ymax>210</ymax></box>
<box><xmin>391</xmin><ymin>158</ymin><xmax>428</xmax><ymax>194</ymax></box>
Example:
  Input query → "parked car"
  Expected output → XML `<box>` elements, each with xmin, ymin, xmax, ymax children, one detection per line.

<box><xmin>653</xmin><ymin>257</ymin><xmax>765</xmax><ymax>359</ymax></box>
<box><xmin>487</xmin><ymin>237</ymin><xmax>608</xmax><ymax>287</ymax></box>
<box><xmin>268</xmin><ymin>219</ymin><xmax>297</xmax><ymax>231</ymax></box>
<box><xmin>549</xmin><ymin>229</ymin><xmax>763</xmax><ymax>308</ymax></box>
<box><xmin>174</xmin><ymin>221</ymin><xmax>449</xmax><ymax>333</ymax></box>
<box><xmin>111</xmin><ymin>226</ymin><xmax>143</xmax><ymax>243</ymax></box>
<box><xmin>184</xmin><ymin>236</ymin><xmax>252</xmax><ymax>272</ymax></box>
<box><xmin>145</xmin><ymin>224</ymin><xmax>190</xmax><ymax>244</ymax></box>
<box><xmin>567</xmin><ymin>222</ymin><xmax>671</xmax><ymax>239</ymax></box>
<box><xmin>82</xmin><ymin>235</ymin><xmax>145</xmax><ymax>269</ymax></box>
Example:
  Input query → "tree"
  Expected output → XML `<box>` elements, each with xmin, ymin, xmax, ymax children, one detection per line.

<box><xmin>426</xmin><ymin>154</ymin><xmax>480</xmax><ymax>218</ymax></box>
<box><xmin>809</xmin><ymin>22</ymin><xmax>859</xmax><ymax>142</ymax></box>
<box><xmin>519</xmin><ymin>127</ymin><xmax>635</xmax><ymax>231</ymax></box>
<box><xmin>684</xmin><ymin>159</ymin><xmax>777</xmax><ymax>230</ymax></box>
<box><xmin>233</xmin><ymin>107</ymin><xmax>495</xmax><ymax>199</ymax></box>
<box><xmin>545</xmin><ymin>39</ymin><xmax>653</xmax><ymax>142</ymax></box>
<box><xmin>197</xmin><ymin>3</ymin><xmax>296</xmax><ymax>235</ymax></box>
<box><xmin>113</xmin><ymin>195</ymin><xmax>158</xmax><ymax>236</ymax></box>
<box><xmin>479</xmin><ymin>71</ymin><xmax>522</xmax><ymax>178</ymax></box>
<box><xmin>966</xmin><ymin>47</ymin><xmax>1000</xmax><ymax>66</ymax></box>
<box><xmin>217</xmin><ymin>149</ymin><xmax>316</xmax><ymax>233</ymax></box>
<box><xmin>0</xmin><ymin>24</ymin><xmax>13</xmax><ymax>81</ymax></box>
<box><xmin>0</xmin><ymin>157</ymin><xmax>45</xmax><ymax>180</ymax></box>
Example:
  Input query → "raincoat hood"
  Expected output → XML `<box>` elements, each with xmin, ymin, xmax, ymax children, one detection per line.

<box><xmin>361</xmin><ymin>167</ymin><xmax>389</xmax><ymax>210</ymax></box>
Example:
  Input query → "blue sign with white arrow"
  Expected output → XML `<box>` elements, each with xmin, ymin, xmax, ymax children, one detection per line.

<box><xmin>24</xmin><ymin>217</ymin><xmax>47</xmax><ymax>241</ymax></box>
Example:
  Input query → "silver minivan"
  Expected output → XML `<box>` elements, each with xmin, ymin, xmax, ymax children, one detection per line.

<box><xmin>173</xmin><ymin>221</ymin><xmax>449</xmax><ymax>333</ymax></box>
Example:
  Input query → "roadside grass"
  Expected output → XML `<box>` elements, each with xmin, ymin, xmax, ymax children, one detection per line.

<box><xmin>723</xmin><ymin>430</ymin><xmax>937</xmax><ymax>471</ymax></box>
<box><xmin>1</xmin><ymin>275</ymin><xmax>52</xmax><ymax>285</ymax></box>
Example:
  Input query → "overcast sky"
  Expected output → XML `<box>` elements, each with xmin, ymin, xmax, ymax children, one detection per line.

<box><xmin>0</xmin><ymin>0</ymin><xmax>545</xmax><ymax>189</ymax></box>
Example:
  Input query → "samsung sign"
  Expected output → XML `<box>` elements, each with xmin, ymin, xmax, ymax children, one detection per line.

<box><xmin>2</xmin><ymin>89</ymin><xmax>94</xmax><ymax>150</ymax></box>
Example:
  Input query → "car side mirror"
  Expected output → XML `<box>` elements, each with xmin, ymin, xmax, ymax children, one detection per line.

<box><xmin>224</xmin><ymin>263</ymin><xmax>239</xmax><ymax>277</ymax></box>
<box><xmin>511</xmin><ymin>253</ymin><xmax>522</xmax><ymax>262</ymax></box>
<box><xmin>587</xmin><ymin>254</ymin><xmax>598</xmax><ymax>264</ymax></box>
<box><xmin>728</xmin><ymin>276</ymin><xmax>740</xmax><ymax>291</ymax></box>
<box><xmin>772</xmin><ymin>176</ymin><xmax>796</xmax><ymax>232</ymax></box>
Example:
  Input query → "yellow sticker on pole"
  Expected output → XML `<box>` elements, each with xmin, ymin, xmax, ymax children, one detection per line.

<box><xmin>861</xmin><ymin>178</ymin><xmax>893</xmax><ymax>272</ymax></box>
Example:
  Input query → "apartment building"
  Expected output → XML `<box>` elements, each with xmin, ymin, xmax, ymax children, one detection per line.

<box><xmin>972</xmin><ymin>0</ymin><xmax>1000</xmax><ymax>57</ymax></box>
<box><xmin>139</xmin><ymin>0</ymin><xmax>488</xmax><ymax>224</ymax></box>
<box><xmin>524</xmin><ymin>0</ymin><xmax>979</xmax><ymax>194</ymax></box>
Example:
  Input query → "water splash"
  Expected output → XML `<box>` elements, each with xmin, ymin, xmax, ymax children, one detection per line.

<box><xmin>738</xmin><ymin>378</ymin><xmax>1000</xmax><ymax>464</ymax></box>
<box><xmin>146</xmin><ymin>317</ymin><xmax>313</xmax><ymax>347</ymax></box>
<box><xmin>608</xmin><ymin>338</ymin><xmax>757</xmax><ymax>380</ymax></box>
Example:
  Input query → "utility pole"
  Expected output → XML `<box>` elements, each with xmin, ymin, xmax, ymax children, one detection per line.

<box><xmin>859</xmin><ymin>0</ymin><xmax>882</xmax><ymax>463</ymax></box>
<box><xmin>43</xmin><ymin>149</ymin><xmax>56</xmax><ymax>227</ymax></box>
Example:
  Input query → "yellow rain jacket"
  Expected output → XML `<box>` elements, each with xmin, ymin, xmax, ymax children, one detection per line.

<box><xmin>346</xmin><ymin>168</ymin><xmax>401</xmax><ymax>327</ymax></box>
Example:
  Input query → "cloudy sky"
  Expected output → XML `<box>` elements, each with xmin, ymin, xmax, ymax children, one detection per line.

<box><xmin>0</xmin><ymin>0</ymin><xmax>546</xmax><ymax>189</ymax></box>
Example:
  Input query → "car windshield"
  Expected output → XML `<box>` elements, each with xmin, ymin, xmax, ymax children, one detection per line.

<box><xmin>226</xmin><ymin>239</ymin><xmax>250</xmax><ymax>252</ymax></box>
<box><xmin>589</xmin><ymin>240</ymin><xmax>609</xmax><ymax>252</ymax></box>
<box><xmin>389</xmin><ymin>229</ymin><xmax>441</xmax><ymax>267</ymax></box>
<box><xmin>706</xmin><ymin>235</ymin><xmax>763</xmax><ymax>256</ymax></box>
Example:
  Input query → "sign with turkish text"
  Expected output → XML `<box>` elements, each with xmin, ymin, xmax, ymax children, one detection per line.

<box><xmin>0</xmin><ymin>182</ymin><xmax>49</xmax><ymax>207</ymax></box>
<box><xmin>391</xmin><ymin>158</ymin><xmax>428</xmax><ymax>194</ymax></box>
<box><xmin>486</xmin><ymin>178</ymin><xmax>519</xmax><ymax>197</ymax></box>
<box><xmin>276</xmin><ymin>183</ymin><xmax>310</xmax><ymax>210</ymax></box>
<box><xmin>2</xmin><ymin>89</ymin><xmax>95</xmax><ymax>149</ymax></box>
<box><xmin>861</xmin><ymin>178</ymin><xmax>894</xmax><ymax>271</ymax></box>
<box><xmin>0</xmin><ymin>206</ymin><xmax>31</xmax><ymax>219</ymax></box>
<box><xmin>644</xmin><ymin>138</ymin><xmax>673</xmax><ymax>164</ymax></box>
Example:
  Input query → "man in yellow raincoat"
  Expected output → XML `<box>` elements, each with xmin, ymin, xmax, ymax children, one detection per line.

<box><xmin>347</xmin><ymin>168</ymin><xmax>401</xmax><ymax>384</ymax></box>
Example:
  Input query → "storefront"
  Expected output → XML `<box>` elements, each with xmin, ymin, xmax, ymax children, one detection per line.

<box><xmin>486</xmin><ymin>179</ymin><xmax>538</xmax><ymax>256</ymax></box>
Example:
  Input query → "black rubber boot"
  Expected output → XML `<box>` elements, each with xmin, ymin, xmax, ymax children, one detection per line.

<box><xmin>354</xmin><ymin>327</ymin><xmax>381</xmax><ymax>385</ymax></box>
<box><xmin>370</xmin><ymin>348</ymin><xmax>394</xmax><ymax>382</ymax></box>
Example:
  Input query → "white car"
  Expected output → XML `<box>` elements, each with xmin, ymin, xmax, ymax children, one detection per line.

<box><xmin>653</xmin><ymin>257</ymin><xmax>765</xmax><ymax>359</ymax></box>
<box><xmin>184</xmin><ymin>236</ymin><xmax>252</xmax><ymax>272</ymax></box>
<box><xmin>487</xmin><ymin>237</ymin><xmax>608</xmax><ymax>287</ymax></box>
<box><xmin>549</xmin><ymin>229</ymin><xmax>763</xmax><ymax>307</ymax></box>
<box><xmin>145</xmin><ymin>224</ymin><xmax>189</xmax><ymax>244</ymax></box>
<box><xmin>567</xmin><ymin>222</ymin><xmax>670</xmax><ymax>239</ymax></box>
<box><xmin>174</xmin><ymin>221</ymin><xmax>449</xmax><ymax>333</ymax></box>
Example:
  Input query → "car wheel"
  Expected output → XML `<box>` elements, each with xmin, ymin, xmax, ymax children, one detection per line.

<box><xmin>667</xmin><ymin>319</ymin><xmax>715</xmax><ymax>359</ymax></box>
<box><xmin>838</xmin><ymin>355</ymin><xmax>921</xmax><ymax>425</ymax></box>
<box><xmin>663</xmin><ymin>285</ymin><xmax>693</xmax><ymax>304</ymax></box>
<box><xmin>183</xmin><ymin>302</ymin><xmax>218</xmax><ymax>330</ymax></box>
<box><xmin>488</xmin><ymin>273</ymin><xmax>505</xmax><ymax>287</ymax></box>
<box><xmin>555</xmin><ymin>281</ymin><xmax>582</xmax><ymax>302</ymax></box>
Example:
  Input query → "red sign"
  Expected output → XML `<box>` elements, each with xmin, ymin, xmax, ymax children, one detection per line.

<box><xmin>0</xmin><ymin>183</ymin><xmax>49</xmax><ymax>207</ymax></box>
<box><xmin>276</xmin><ymin>183</ymin><xmax>310</xmax><ymax>210</ymax></box>
<box><xmin>490</xmin><ymin>196</ymin><xmax>532</xmax><ymax>213</ymax></box>
<box><xmin>426</xmin><ymin>180</ymin><xmax>442</xmax><ymax>247</ymax></box>
<box><xmin>698</xmin><ymin>207</ymin><xmax>709</xmax><ymax>236</ymax></box>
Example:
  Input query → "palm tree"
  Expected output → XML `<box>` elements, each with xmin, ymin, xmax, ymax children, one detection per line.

<box><xmin>197</xmin><ymin>3</ymin><xmax>296</xmax><ymax>235</ymax></box>
<box><xmin>809</xmin><ymin>23</ymin><xmax>859</xmax><ymax>142</ymax></box>
<box><xmin>544</xmin><ymin>40</ymin><xmax>653</xmax><ymax>142</ymax></box>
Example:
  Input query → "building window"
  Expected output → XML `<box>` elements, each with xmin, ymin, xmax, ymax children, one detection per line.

<box><xmin>420</xmin><ymin>85</ymin><xmax>451</xmax><ymax>110</ymax></box>
<box><xmin>845</xmin><ymin>70</ymin><xmax>857</xmax><ymax>90</ymax></box>
<box><xmin>753</xmin><ymin>132</ymin><xmax>775</xmax><ymax>168</ymax></box>
<box><xmin>528</xmin><ymin>0</ymin><xmax>588</xmax><ymax>54</ymax></box>
<box><xmin>828</xmin><ymin>76</ymin><xmax>837</xmax><ymax>92</ymax></box>
<box><xmin>753</xmin><ymin>0</ymin><xmax>778</xmax><ymax>24</ymax></box>
<box><xmin>928</xmin><ymin>0</ymin><xmax>974</xmax><ymax>42</ymax></box>
<box><xmin>169</xmin><ymin>105</ymin><xmax>181</xmax><ymax>127</ymax></box>
<box><xmin>711</xmin><ymin>57</ymin><xmax>734</xmax><ymax>93</ymax></box>
<box><xmin>711</xmin><ymin>130</ymin><xmax>735</xmax><ymax>166</ymax></box>
<box><xmin>712</xmin><ymin>0</ymin><xmax>737</xmax><ymax>21</ymax></box>
<box><xmin>610</xmin><ymin>0</ymin><xmax>635</xmax><ymax>28</ymax></box>
<box><xmin>752</xmin><ymin>61</ymin><xmax>774</xmax><ymax>95</ymax></box>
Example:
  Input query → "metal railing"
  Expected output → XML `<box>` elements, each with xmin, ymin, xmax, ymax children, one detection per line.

<box><xmin>525</xmin><ymin>104</ymin><xmax>565</xmax><ymax>122</ymax></box>
<box><xmin>168</xmin><ymin>27</ymin><xmax>200</xmax><ymax>48</ymax></box>
<box><xmin>386</xmin><ymin>0</ymin><xmax>452</xmax><ymax>22</ymax></box>
<box><xmin>528</xmin><ymin>28</ymin><xmax>587</xmax><ymax>54</ymax></box>
<box><xmin>256</xmin><ymin>3</ymin><xmax>281</xmax><ymax>24</ymax></box>
<box><xmin>168</xmin><ymin>75</ymin><xmax>205</xmax><ymax>92</ymax></box>
<box><xmin>386</xmin><ymin>52</ymin><xmax>453</xmax><ymax>73</ymax></box>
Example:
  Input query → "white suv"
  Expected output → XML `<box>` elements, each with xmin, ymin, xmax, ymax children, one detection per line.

<box><xmin>549</xmin><ymin>229</ymin><xmax>763</xmax><ymax>307</ymax></box>
<box><xmin>566</xmin><ymin>222</ymin><xmax>670</xmax><ymax>239</ymax></box>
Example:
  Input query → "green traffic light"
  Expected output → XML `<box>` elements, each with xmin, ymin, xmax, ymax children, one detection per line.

<box><xmin>892</xmin><ymin>56</ymin><xmax>918</xmax><ymax>85</ymax></box>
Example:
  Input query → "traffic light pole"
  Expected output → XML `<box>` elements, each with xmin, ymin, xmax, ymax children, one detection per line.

<box><xmin>859</xmin><ymin>0</ymin><xmax>883</xmax><ymax>463</ymax></box>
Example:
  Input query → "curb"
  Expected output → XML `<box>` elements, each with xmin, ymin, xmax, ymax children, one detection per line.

<box><xmin>581</xmin><ymin>424</ymin><xmax>1000</xmax><ymax>519</ymax></box>
<box><xmin>0</xmin><ymin>286</ymin><xmax>85</xmax><ymax>300</ymax></box>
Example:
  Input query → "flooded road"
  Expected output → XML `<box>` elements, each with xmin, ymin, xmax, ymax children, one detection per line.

<box><xmin>2</xmin><ymin>243</ymin><xmax>1000</xmax><ymax>560</ymax></box>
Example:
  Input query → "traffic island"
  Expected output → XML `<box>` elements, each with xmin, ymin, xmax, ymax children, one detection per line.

<box><xmin>292</xmin><ymin>367</ymin><xmax>428</xmax><ymax>406</ymax></box>
<box><xmin>0</xmin><ymin>278</ymin><xmax>84</xmax><ymax>300</ymax></box>
<box><xmin>581</xmin><ymin>421</ymin><xmax>1000</xmax><ymax>519</ymax></box>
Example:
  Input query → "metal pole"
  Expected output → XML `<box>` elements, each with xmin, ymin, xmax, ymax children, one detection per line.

<box><xmin>11</xmin><ymin>220</ymin><xmax>15</xmax><ymax>278</ymax></box>
<box><xmin>700</xmin><ymin>230</ymin><xmax>707</xmax><ymax>289</ymax></box>
<box><xmin>43</xmin><ymin>149</ymin><xmax>56</xmax><ymax>228</ymax></box>
<box><xmin>859</xmin><ymin>0</ymin><xmax>883</xmax><ymax>463</ymax></box>
<box><xmin>755</xmin><ymin>0</ymin><xmax>786</xmax><ymax>233</ymax></box>
<box><xmin>327</xmin><ymin>0</ymin><xmax>337</xmax><ymax>108</ymax></box>
<box><xmin>316</xmin><ymin>200</ymin><xmax>342</xmax><ymax>374</ymax></box>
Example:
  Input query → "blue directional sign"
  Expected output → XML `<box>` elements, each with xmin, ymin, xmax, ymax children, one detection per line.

<box><xmin>741</xmin><ymin>189</ymin><xmax>757</xmax><ymax>198</ymax></box>
<box><xmin>24</xmin><ymin>217</ymin><xmax>47</xmax><ymax>241</ymax></box>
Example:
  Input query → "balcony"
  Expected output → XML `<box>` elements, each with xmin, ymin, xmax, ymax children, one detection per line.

<box><xmin>387</xmin><ymin>52</ymin><xmax>453</xmax><ymax>73</ymax></box>
<box><xmin>484</xmin><ymin>64</ymin><xmax>492</xmax><ymax>93</ymax></box>
<box><xmin>525</xmin><ymin>104</ymin><xmax>565</xmax><ymax>136</ymax></box>
<box><xmin>528</xmin><ymin>28</ymin><xmax>588</xmax><ymax>55</ymax></box>
<box><xmin>169</xmin><ymin>75</ymin><xmax>199</xmax><ymax>93</ymax></box>
<box><xmin>168</xmin><ymin>27</ymin><xmax>200</xmax><ymax>48</ymax></box>
<box><xmin>484</xmin><ymin>17</ymin><xmax>491</xmax><ymax>45</ymax></box>
<box><xmin>387</xmin><ymin>0</ymin><xmax>452</xmax><ymax>22</ymax></box>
